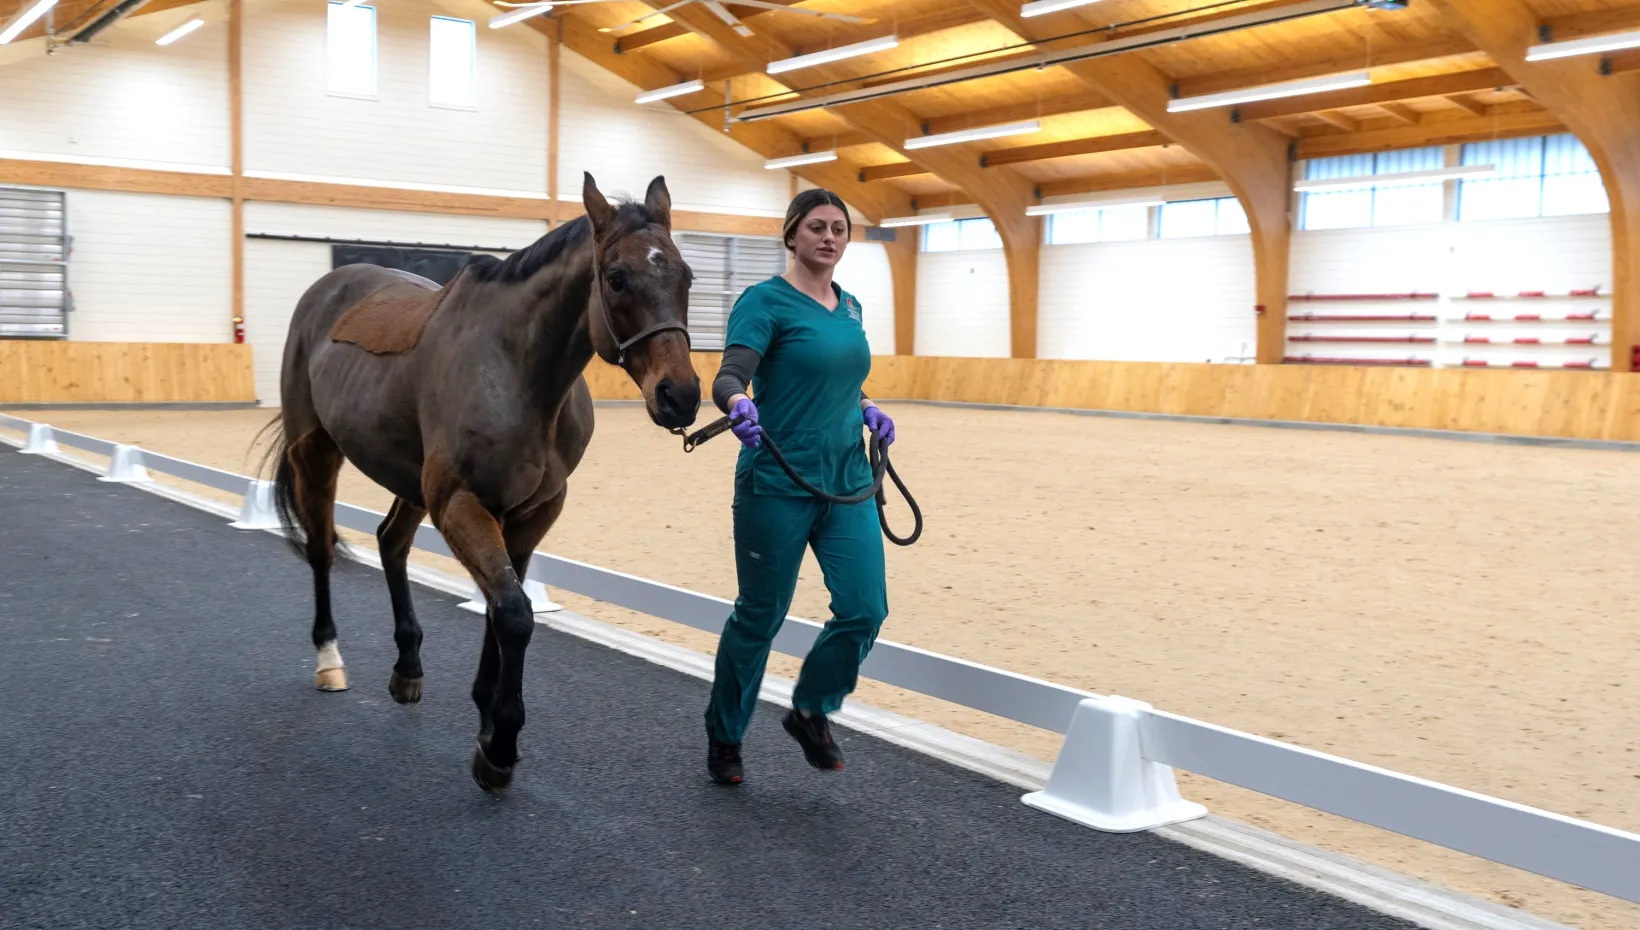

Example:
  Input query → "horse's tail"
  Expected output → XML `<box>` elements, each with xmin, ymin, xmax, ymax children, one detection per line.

<box><xmin>253</xmin><ymin>414</ymin><xmax>310</xmax><ymax>560</ymax></box>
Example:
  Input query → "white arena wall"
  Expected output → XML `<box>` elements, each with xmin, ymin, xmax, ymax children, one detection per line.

<box><xmin>244</xmin><ymin>0</ymin><xmax>547</xmax><ymax>194</ymax></box>
<box><xmin>0</xmin><ymin>0</ymin><xmax>231</xmax><ymax>172</ymax></box>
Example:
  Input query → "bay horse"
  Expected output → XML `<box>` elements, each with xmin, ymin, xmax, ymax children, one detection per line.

<box><xmin>262</xmin><ymin>173</ymin><xmax>700</xmax><ymax>791</ymax></box>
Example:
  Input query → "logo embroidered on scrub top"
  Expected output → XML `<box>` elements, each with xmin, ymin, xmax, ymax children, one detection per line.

<box><xmin>845</xmin><ymin>297</ymin><xmax>861</xmax><ymax>322</ymax></box>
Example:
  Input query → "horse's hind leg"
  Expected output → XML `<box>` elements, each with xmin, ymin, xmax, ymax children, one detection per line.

<box><xmin>288</xmin><ymin>429</ymin><xmax>347</xmax><ymax>691</ymax></box>
<box><xmin>378</xmin><ymin>497</ymin><xmax>428</xmax><ymax>703</ymax></box>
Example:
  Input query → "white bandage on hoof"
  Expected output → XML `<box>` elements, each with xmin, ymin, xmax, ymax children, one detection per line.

<box><xmin>314</xmin><ymin>641</ymin><xmax>349</xmax><ymax>691</ymax></box>
<box><xmin>316</xmin><ymin>641</ymin><xmax>345</xmax><ymax>670</ymax></box>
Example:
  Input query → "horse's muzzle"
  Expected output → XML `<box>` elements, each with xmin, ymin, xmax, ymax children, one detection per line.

<box><xmin>651</xmin><ymin>376</ymin><xmax>701</xmax><ymax>429</ymax></box>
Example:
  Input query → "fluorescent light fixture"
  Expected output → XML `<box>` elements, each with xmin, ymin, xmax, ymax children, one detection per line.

<box><xmin>1026</xmin><ymin>196</ymin><xmax>1164</xmax><ymax>216</ymax></box>
<box><xmin>155</xmin><ymin>17</ymin><xmax>205</xmax><ymax>45</ymax></box>
<box><xmin>1021</xmin><ymin>0</ymin><xmax>1105</xmax><ymax>17</ymax></box>
<box><xmin>764</xmin><ymin>151</ymin><xmax>837</xmax><ymax>170</ymax></box>
<box><xmin>1167</xmin><ymin>70</ymin><xmax>1371</xmax><ymax>113</ymax></box>
<box><xmin>634</xmin><ymin>79</ymin><xmax>705</xmax><ymax>104</ymax></box>
<box><xmin>488</xmin><ymin>3</ymin><xmax>551</xmax><ymax>29</ymax></box>
<box><xmin>767</xmin><ymin>35</ymin><xmax>899</xmax><ymax>75</ymax></box>
<box><xmin>904</xmin><ymin>120</ymin><xmax>1040</xmax><ymax>150</ymax></box>
<box><xmin>1294</xmin><ymin>164</ymin><xmax>1498</xmax><ymax>193</ymax></box>
<box><xmin>878</xmin><ymin>213</ymin><xmax>954</xmax><ymax>228</ymax></box>
<box><xmin>1526</xmin><ymin>28</ymin><xmax>1640</xmax><ymax>62</ymax></box>
<box><xmin>0</xmin><ymin>0</ymin><xmax>58</xmax><ymax>45</ymax></box>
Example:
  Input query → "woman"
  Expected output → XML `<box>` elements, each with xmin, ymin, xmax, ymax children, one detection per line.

<box><xmin>703</xmin><ymin>188</ymin><xmax>897</xmax><ymax>785</ymax></box>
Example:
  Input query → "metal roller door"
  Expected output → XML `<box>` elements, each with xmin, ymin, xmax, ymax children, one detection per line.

<box><xmin>0</xmin><ymin>187</ymin><xmax>70</xmax><ymax>338</ymax></box>
<box><xmin>675</xmin><ymin>232</ymin><xmax>786</xmax><ymax>351</ymax></box>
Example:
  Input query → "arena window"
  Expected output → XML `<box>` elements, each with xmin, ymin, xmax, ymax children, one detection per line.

<box><xmin>921</xmin><ymin>217</ymin><xmax>1002</xmax><ymax>252</ymax></box>
<box><xmin>1159</xmin><ymin>197</ymin><xmax>1249</xmax><ymax>239</ymax></box>
<box><xmin>1299</xmin><ymin>146</ymin><xmax>1445</xmax><ymax>231</ymax></box>
<box><xmin>326</xmin><ymin>1</ymin><xmax>378</xmax><ymax>99</ymax></box>
<box><xmin>1045</xmin><ymin>204</ymin><xmax>1150</xmax><ymax>245</ymax></box>
<box><xmin>1458</xmin><ymin>133</ymin><xmax>1608</xmax><ymax>222</ymax></box>
<box><xmin>429</xmin><ymin>17</ymin><xmax>476</xmax><ymax>110</ymax></box>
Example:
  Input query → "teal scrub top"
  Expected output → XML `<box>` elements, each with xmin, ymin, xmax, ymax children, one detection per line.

<box><xmin>725</xmin><ymin>274</ymin><xmax>873</xmax><ymax>497</ymax></box>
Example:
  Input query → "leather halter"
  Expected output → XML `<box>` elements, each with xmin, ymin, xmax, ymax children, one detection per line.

<box><xmin>594</xmin><ymin>270</ymin><xmax>690</xmax><ymax>366</ymax></box>
<box><xmin>607</xmin><ymin>317</ymin><xmax>690</xmax><ymax>366</ymax></box>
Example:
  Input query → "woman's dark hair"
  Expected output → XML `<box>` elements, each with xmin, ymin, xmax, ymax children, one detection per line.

<box><xmin>782</xmin><ymin>188</ymin><xmax>851</xmax><ymax>252</ymax></box>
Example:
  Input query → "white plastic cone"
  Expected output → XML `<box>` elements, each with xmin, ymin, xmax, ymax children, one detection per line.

<box><xmin>19</xmin><ymin>423</ymin><xmax>59</xmax><ymax>455</ymax></box>
<box><xmin>98</xmin><ymin>444</ymin><xmax>152</xmax><ymax>483</ymax></box>
<box><xmin>229</xmin><ymin>480</ymin><xmax>281</xmax><ymax>530</ymax></box>
<box><xmin>1022</xmin><ymin>695</ymin><xmax>1207</xmax><ymax>833</ymax></box>
<box><xmin>459</xmin><ymin>578</ymin><xmax>563</xmax><ymax>616</ymax></box>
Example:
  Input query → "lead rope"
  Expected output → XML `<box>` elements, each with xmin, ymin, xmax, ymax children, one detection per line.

<box><xmin>671</xmin><ymin>415</ymin><xmax>923</xmax><ymax>547</ymax></box>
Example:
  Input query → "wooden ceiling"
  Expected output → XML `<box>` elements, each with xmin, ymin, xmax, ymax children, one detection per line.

<box><xmin>8</xmin><ymin>0</ymin><xmax>1640</xmax><ymax>218</ymax></box>
<box><xmin>543</xmin><ymin>0</ymin><xmax>1640</xmax><ymax>216</ymax></box>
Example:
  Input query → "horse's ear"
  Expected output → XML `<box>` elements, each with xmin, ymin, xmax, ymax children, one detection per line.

<box><xmin>644</xmin><ymin>175</ymin><xmax>672</xmax><ymax>230</ymax></box>
<box><xmin>583</xmin><ymin>172</ymin><xmax>615</xmax><ymax>237</ymax></box>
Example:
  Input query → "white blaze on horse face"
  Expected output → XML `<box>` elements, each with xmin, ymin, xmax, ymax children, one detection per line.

<box><xmin>316</xmin><ymin>640</ymin><xmax>345</xmax><ymax>670</ymax></box>
<box><xmin>647</xmin><ymin>246</ymin><xmax>663</xmax><ymax>267</ymax></box>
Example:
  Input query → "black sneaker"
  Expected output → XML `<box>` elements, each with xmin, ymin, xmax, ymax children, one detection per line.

<box><xmin>708</xmin><ymin>739</ymin><xmax>743</xmax><ymax>785</ymax></box>
<box><xmin>782</xmin><ymin>709</ymin><xmax>845</xmax><ymax>771</ymax></box>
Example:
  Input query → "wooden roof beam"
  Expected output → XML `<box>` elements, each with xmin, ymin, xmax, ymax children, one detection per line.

<box><xmin>1174</xmin><ymin>35</ymin><xmax>1477</xmax><ymax>99</ymax></box>
<box><xmin>614</xmin><ymin>1</ymin><xmax>808</xmax><ymax>53</ymax></box>
<box><xmin>980</xmin><ymin>130</ymin><xmax>1170</xmax><ymax>167</ymax></box>
<box><xmin>1311</xmin><ymin>110</ymin><xmax>1358</xmax><ymax>132</ymax></box>
<box><xmin>1040</xmin><ymin>165</ymin><xmax>1222</xmax><ymax>199</ymax></box>
<box><xmin>1538</xmin><ymin>8</ymin><xmax>1640</xmax><ymax>43</ymax></box>
<box><xmin>1233</xmin><ymin>67</ymin><xmax>1514</xmax><ymax>121</ymax></box>
<box><xmin>1296</xmin><ymin>104</ymin><xmax>1562</xmax><ymax>158</ymax></box>
<box><xmin>1426</xmin><ymin>0</ymin><xmax>1640</xmax><ymax>372</ymax></box>
<box><xmin>917</xmin><ymin>92</ymin><xmax>1114</xmax><ymax>137</ymax></box>
<box><xmin>802</xmin><ymin>131</ymin><xmax>875</xmax><ymax>150</ymax></box>
<box><xmin>800</xmin><ymin>90</ymin><xmax>1119</xmax><ymax>151</ymax></box>
<box><xmin>695</xmin><ymin>6</ymin><xmax>993</xmax><ymax>85</ymax></box>
<box><xmin>1379</xmin><ymin>103</ymin><xmax>1420</xmax><ymax>126</ymax></box>
<box><xmin>614</xmin><ymin>23</ymin><xmax>690</xmax><ymax>53</ymax></box>
<box><xmin>863</xmin><ymin>129</ymin><xmax>1174</xmax><ymax>178</ymax></box>
<box><xmin>552</xmin><ymin>13</ymin><xmax>911</xmax><ymax>224</ymax></box>
<box><xmin>1445</xmin><ymin>94</ymin><xmax>1488</xmax><ymax>117</ymax></box>
<box><xmin>859</xmin><ymin>162</ymin><xmax>928</xmax><ymax>182</ymax></box>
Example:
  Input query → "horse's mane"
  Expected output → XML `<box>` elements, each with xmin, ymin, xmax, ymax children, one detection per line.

<box><xmin>465</xmin><ymin>200</ymin><xmax>658</xmax><ymax>284</ymax></box>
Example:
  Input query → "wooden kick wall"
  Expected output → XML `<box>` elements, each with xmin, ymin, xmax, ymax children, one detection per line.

<box><xmin>7</xmin><ymin>341</ymin><xmax>1640</xmax><ymax>444</ymax></box>
<box><xmin>591</xmin><ymin>353</ymin><xmax>1640</xmax><ymax>443</ymax></box>
<box><xmin>0</xmin><ymin>342</ymin><xmax>256</xmax><ymax>404</ymax></box>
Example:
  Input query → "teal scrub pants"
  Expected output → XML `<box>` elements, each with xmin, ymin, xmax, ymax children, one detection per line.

<box><xmin>704</xmin><ymin>472</ymin><xmax>889</xmax><ymax>745</ymax></box>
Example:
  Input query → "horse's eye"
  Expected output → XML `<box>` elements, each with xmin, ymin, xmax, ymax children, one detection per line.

<box><xmin>608</xmin><ymin>270</ymin><xmax>628</xmax><ymax>293</ymax></box>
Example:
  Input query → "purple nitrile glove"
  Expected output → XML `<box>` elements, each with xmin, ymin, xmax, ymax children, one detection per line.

<box><xmin>863</xmin><ymin>405</ymin><xmax>894</xmax><ymax>445</ymax></box>
<box><xmin>730</xmin><ymin>396</ymin><xmax>761</xmax><ymax>448</ymax></box>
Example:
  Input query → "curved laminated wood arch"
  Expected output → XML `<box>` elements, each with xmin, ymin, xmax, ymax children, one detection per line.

<box><xmin>646</xmin><ymin>1</ymin><xmax>1043</xmax><ymax>359</ymax></box>
<box><xmin>1424</xmin><ymin>0</ymin><xmax>1640</xmax><ymax>372</ymax></box>
<box><xmin>963</xmin><ymin>0</ymin><xmax>1296</xmax><ymax>365</ymax></box>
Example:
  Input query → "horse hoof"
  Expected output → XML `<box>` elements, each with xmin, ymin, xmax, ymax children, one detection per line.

<box><xmin>471</xmin><ymin>745</ymin><xmax>514</xmax><ymax>794</ymax></box>
<box><xmin>387</xmin><ymin>671</ymin><xmax>422</xmax><ymax>704</ymax></box>
<box><xmin>315</xmin><ymin>667</ymin><xmax>349</xmax><ymax>692</ymax></box>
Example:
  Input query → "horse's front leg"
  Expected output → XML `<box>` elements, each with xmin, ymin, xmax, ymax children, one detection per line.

<box><xmin>431</xmin><ymin>487</ymin><xmax>534</xmax><ymax>792</ymax></box>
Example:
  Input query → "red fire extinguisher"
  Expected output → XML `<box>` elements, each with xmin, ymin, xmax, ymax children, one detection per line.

<box><xmin>233</xmin><ymin>315</ymin><xmax>245</xmax><ymax>344</ymax></box>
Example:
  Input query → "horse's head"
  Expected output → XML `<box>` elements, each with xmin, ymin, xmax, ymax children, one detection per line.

<box><xmin>582</xmin><ymin>172</ymin><xmax>701</xmax><ymax>431</ymax></box>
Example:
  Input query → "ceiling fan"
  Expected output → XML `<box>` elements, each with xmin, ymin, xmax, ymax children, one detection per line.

<box><xmin>489</xmin><ymin>0</ymin><xmax>873</xmax><ymax>39</ymax></box>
